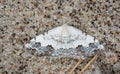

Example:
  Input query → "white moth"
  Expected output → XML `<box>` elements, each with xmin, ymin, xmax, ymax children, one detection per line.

<box><xmin>26</xmin><ymin>24</ymin><xmax>104</xmax><ymax>58</ymax></box>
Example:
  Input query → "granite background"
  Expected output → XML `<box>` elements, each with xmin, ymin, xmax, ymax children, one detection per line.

<box><xmin>0</xmin><ymin>0</ymin><xmax>120</xmax><ymax>74</ymax></box>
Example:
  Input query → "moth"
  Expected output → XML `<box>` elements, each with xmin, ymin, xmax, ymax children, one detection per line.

<box><xmin>26</xmin><ymin>24</ymin><xmax>104</xmax><ymax>58</ymax></box>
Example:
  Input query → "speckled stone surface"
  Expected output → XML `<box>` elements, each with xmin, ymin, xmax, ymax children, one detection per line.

<box><xmin>0</xmin><ymin>0</ymin><xmax>120</xmax><ymax>74</ymax></box>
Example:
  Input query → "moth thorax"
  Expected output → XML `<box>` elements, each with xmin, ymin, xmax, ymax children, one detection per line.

<box><xmin>61</xmin><ymin>33</ymin><xmax>70</xmax><ymax>43</ymax></box>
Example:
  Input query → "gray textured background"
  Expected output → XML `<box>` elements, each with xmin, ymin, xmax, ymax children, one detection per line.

<box><xmin>0</xmin><ymin>0</ymin><xmax>120</xmax><ymax>74</ymax></box>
